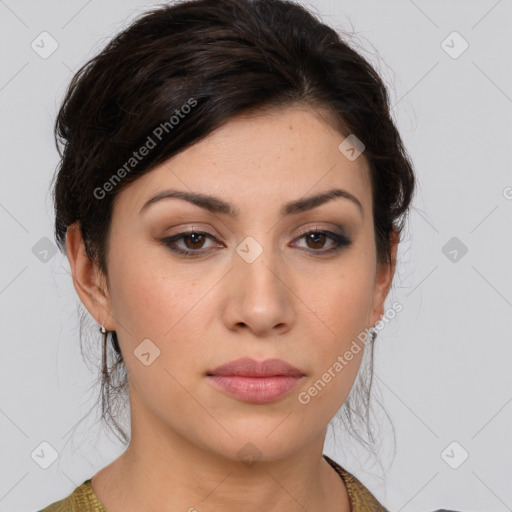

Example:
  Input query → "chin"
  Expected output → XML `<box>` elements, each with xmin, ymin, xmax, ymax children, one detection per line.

<box><xmin>192</xmin><ymin>420</ymin><xmax>316</xmax><ymax>464</ymax></box>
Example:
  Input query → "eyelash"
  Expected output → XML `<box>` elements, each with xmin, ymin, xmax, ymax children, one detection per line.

<box><xmin>160</xmin><ymin>228</ymin><xmax>352</xmax><ymax>258</ymax></box>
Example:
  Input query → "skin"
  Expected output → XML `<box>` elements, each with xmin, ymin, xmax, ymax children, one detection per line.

<box><xmin>66</xmin><ymin>104</ymin><xmax>397</xmax><ymax>512</ymax></box>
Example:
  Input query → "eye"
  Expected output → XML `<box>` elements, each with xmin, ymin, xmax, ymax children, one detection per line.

<box><xmin>160</xmin><ymin>227</ymin><xmax>352</xmax><ymax>259</ymax></box>
<box><xmin>292</xmin><ymin>228</ymin><xmax>352</xmax><ymax>255</ymax></box>
<box><xmin>160</xmin><ymin>230</ymin><xmax>222</xmax><ymax>258</ymax></box>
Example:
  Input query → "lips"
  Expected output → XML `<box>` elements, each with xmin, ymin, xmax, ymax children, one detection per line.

<box><xmin>206</xmin><ymin>357</ymin><xmax>305</xmax><ymax>404</ymax></box>
<box><xmin>207</xmin><ymin>357</ymin><xmax>304</xmax><ymax>378</ymax></box>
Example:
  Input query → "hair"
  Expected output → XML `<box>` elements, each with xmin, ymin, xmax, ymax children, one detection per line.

<box><xmin>51</xmin><ymin>0</ymin><xmax>415</xmax><ymax>463</ymax></box>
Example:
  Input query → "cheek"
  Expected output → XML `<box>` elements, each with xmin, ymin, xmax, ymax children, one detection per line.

<box><xmin>107</xmin><ymin>257</ymin><xmax>208</xmax><ymax>406</ymax></box>
<box><xmin>107</xmin><ymin>252</ymin><xmax>217</xmax><ymax>401</ymax></box>
<box><xmin>294</xmin><ymin>263</ymin><xmax>375</xmax><ymax>400</ymax></box>
<box><xmin>106</xmin><ymin>239</ymin><xmax>199</xmax><ymax>337</ymax></box>
<box><xmin>300</xmin><ymin>263</ymin><xmax>375</xmax><ymax>341</ymax></box>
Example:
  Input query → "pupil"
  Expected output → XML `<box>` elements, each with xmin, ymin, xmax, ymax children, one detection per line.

<box><xmin>308</xmin><ymin>233</ymin><xmax>324</xmax><ymax>248</ymax></box>
<box><xmin>187</xmin><ymin>233</ymin><xmax>203</xmax><ymax>248</ymax></box>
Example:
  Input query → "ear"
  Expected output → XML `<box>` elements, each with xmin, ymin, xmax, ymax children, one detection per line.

<box><xmin>368</xmin><ymin>227</ymin><xmax>399</xmax><ymax>328</ymax></box>
<box><xmin>65</xmin><ymin>222</ymin><xmax>116</xmax><ymax>331</ymax></box>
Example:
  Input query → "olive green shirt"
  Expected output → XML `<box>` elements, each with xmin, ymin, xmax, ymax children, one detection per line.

<box><xmin>38</xmin><ymin>454</ymin><xmax>454</xmax><ymax>511</ymax></box>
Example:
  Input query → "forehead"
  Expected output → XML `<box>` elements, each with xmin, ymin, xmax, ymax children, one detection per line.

<box><xmin>115</xmin><ymin>105</ymin><xmax>372</xmax><ymax>219</ymax></box>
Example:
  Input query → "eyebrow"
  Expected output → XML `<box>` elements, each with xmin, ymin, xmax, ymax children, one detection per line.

<box><xmin>139</xmin><ymin>187</ymin><xmax>363</xmax><ymax>218</ymax></box>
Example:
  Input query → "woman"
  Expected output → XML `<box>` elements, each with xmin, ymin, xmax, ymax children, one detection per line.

<box><xmin>40</xmin><ymin>0</ymin><xmax>418</xmax><ymax>510</ymax></box>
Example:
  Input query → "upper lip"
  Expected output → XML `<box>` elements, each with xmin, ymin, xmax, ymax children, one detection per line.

<box><xmin>207</xmin><ymin>357</ymin><xmax>304</xmax><ymax>377</ymax></box>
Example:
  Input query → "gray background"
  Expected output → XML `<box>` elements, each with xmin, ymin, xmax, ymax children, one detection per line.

<box><xmin>1</xmin><ymin>0</ymin><xmax>511</xmax><ymax>511</ymax></box>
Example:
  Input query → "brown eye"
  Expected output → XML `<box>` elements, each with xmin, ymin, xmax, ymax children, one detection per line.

<box><xmin>161</xmin><ymin>228</ymin><xmax>351</xmax><ymax>259</ymax></box>
<box><xmin>182</xmin><ymin>233</ymin><xmax>207</xmax><ymax>250</ymax></box>
<box><xmin>304</xmin><ymin>231</ymin><xmax>328</xmax><ymax>249</ymax></box>
<box><xmin>293</xmin><ymin>229</ymin><xmax>351</xmax><ymax>255</ymax></box>
<box><xmin>161</xmin><ymin>231</ymin><xmax>220</xmax><ymax>257</ymax></box>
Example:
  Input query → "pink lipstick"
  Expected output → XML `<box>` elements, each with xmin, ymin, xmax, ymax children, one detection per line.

<box><xmin>206</xmin><ymin>357</ymin><xmax>305</xmax><ymax>404</ymax></box>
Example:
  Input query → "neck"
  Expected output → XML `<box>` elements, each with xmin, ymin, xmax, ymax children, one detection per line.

<box><xmin>92</xmin><ymin>424</ymin><xmax>350</xmax><ymax>512</ymax></box>
<box><xmin>91</xmin><ymin>409</ymin><xmax>350</xmax><ymax>512</ymax></box>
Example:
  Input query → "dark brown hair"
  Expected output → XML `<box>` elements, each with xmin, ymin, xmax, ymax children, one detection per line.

<box><xmin>51</xmin><ymin>0</ymin><xmax>415</xmax><ymax>457</ymax></box>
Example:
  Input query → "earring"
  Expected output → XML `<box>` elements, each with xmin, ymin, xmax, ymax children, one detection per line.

<box><xmin>100</xmin><ymin>322</ymin><xmax>122</xmax><ymax>356</ymax></box>
<box><xmin>99</xmin><ymin>323</ymin><xmax>108</xmax><ymax>344</ymax></box>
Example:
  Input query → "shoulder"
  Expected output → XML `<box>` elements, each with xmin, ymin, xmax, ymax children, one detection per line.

<box><xmin>37</xmin><ymin>480</ymin><xmax>107</xmax><ymax>512</ymax></box>
<box><xmin>323</xmin><ymin>454</ymin><xmax>390</xmax><ymax>512</ymax></box>
<box><xmin>323</xmin><ymin>455</ymin><xmax>465</xmax><ymax>512</ymax></box>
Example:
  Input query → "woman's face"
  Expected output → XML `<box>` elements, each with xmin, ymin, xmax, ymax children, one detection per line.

<box><xmin>71</xmin><ymin>105</ymin><xmax>396</xmax><ymax>462</ymax></box>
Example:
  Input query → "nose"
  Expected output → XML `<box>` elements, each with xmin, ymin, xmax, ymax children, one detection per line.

<box><xmin>221</xmin><ymin>246</ymin><xmax>296</xmax><ymax>336</ymax></box>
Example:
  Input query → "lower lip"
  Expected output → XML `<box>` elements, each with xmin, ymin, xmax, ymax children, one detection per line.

<box><xmin>207</xmin><ymin>375</ymin><xmax>304</xmax><ymax>404</ymax></box>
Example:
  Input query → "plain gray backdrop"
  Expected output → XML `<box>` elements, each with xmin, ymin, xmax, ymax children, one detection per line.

<box><xmin>1</xmin><ymin>0</ymin><xmax>511</xmax><ymax>511</ymax></box>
